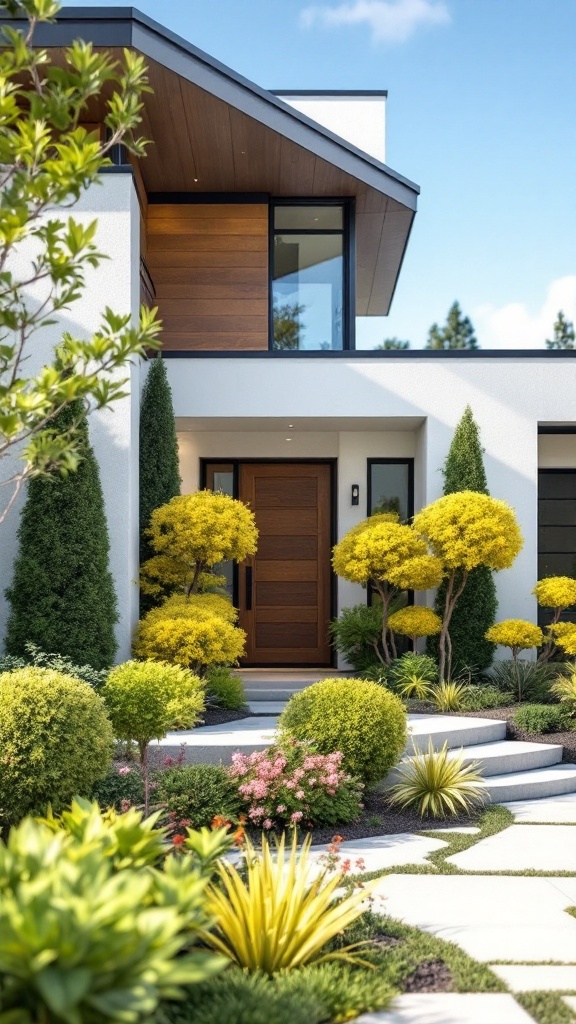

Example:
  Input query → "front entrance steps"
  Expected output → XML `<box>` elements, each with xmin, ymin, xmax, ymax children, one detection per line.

<box><xmin>155</xmin><ymin>711</ymin><xmax>576</xmax><ymax>802</ymax></box>
<box><xmin>236</xmin><ymin>668</ymin><xmax>351</xmax><ymax>704</ymax></box>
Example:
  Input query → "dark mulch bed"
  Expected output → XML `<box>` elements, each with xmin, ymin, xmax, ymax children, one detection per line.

<box><xmin>404</xmin><ymin>959</ymin><xmax>454</xmax><ymax>993</ymax></box>
<box><xmin>200</xmin><ymin>706</ymin><xmax>255</xmax><ymax>727</ymax></box>
<box><xmin>301</xmin><ymin>787</ymin><xmax>483</xmax><ymax>846</ymax></box>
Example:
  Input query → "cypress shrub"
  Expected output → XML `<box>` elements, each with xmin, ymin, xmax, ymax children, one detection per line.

<box><xmin>139</xmin><ymin>356</ymin><xmax>180</xmax><ymax>610</ymax></box>
<box><xmin>5</xmin><ymin>401</ymin><xmax>118</xmax><ymax>669</ymax></box>
<box><xmin>428</xmin><ymin>406</ymin><xmax>498</xmax><ymax>675</ymax></box>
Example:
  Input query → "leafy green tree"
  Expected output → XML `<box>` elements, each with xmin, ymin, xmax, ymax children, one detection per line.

<box><xmin>5</xmin><ymin>398</ymin><xmax>119</xmax><ymax>669</ymax></box>
<box><xmin>272</xmin><ymin>300</ymin><xmax>305</xmax><ymax>350</ymax></box>
<box><xmin>546</xmin><ymin>310</ymin><xmax>575</xmax><ymax>350</ymax></box>
<box><xmin>375</xmin><ymin>337</ymin><xmax>410</xmax><ymax>350</ymax></box>
<box><xmin>139</xmin><ymin>356</ymin><xmax>180</xmax><ymax>609</ymax></box>
<box><xmin>425</xmin><ymin>302</ymin><xmax>479</xmax><ymax>350</ymax></box>
<box><xmin>426</xmin><ymin>407</ymin><xmax>500</xmax><ymax>675</ymax></box>
<box><xmin>0</xmin><ymin>0</ymin><xmax>161</xmax><ymax>524</ymax></box>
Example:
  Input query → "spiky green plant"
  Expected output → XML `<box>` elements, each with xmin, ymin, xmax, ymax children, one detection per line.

<box><xmin>201</xmin><ymin>832</ymin><xmax>375</xmax><ymax>974</ymax></box>
<box><xmin>430</xmin><ymin>680</ymin><xmax>471</xmax><ymax>712</ymax></box>
<box><xmin>550</xmin><ymin>671</ymin><xmax>576</xmax><ymax>711</ymax></box>
<box><xmin>389</xmin><ymin>739</ymin><xmax>486</xmax><ymax>818</ymax></box>
<box><xmin>395</xmin><ymin>674</ymin><xmax>433</xmax><ymax>701</ymax></box>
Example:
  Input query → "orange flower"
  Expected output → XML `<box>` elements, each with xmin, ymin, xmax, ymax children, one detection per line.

<box><xmin>211</xmin><ymin>815</ymin><xmax>231</xmax><ymax>830</ymax></box>
<box><xmin>172</xmin><ymin>834</ymin><xmax>186</xmax><ymax>847</ymax></box>
<box><xmin>233</xmin><ymin>826</ymin><xmax>246</xmax><ymax>847</ymax></box>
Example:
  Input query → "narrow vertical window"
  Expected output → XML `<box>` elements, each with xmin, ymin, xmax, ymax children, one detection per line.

<box><xmin>271</xmin><ymin>204</ymin><xmax>347</xmax><ymax>350</ymax></box>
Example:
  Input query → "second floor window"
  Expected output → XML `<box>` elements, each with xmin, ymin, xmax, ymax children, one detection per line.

<box><xmin>271</xmin><ymin>203</ymin><xmax>347</xmax><ymax>351</ymax></box>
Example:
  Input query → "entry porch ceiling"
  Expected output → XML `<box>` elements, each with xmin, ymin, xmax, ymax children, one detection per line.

<box><xmin>176</xmin><ymin>416</ymin><xmax>425</xmax><ymax>433</ymax></box>
<box><xmin>23</xmin><ymin>7</ymin><xmax>420</xmax><ymax>317</ymax></box>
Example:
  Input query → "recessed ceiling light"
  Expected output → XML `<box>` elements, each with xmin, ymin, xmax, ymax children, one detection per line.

<box><xmin>285</xmin><ymin>437</ymin><xmax>292</xmax><ymax>442</ymax></box>
<box><xmin>288</xmin><ymin>423</ymin><xmax>294</xmax><ymax>428</ymax></box>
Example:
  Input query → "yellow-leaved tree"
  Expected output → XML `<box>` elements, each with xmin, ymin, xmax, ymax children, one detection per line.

<box><xmin>413</xmin><ymin>491</ymin><xmax>523</xmax><ymax>680</ymax></box>
<box><xmin>140</xmin><ymin>491</ymin><xmax>258</xmax><ymax>599</ymax></box>
<box><xmin>533</xmin><ymin>576</ymin><xmax>576</xmax><ymax>661</ymax></box>
<box><xmin>332</xmin><ymin>514</ymin><xmax>444</xmax><ymax>664</ymax></box>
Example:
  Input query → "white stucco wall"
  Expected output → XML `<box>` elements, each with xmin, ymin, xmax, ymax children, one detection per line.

<box><xmin>166</xmin><ymin>354</ymin><xmax>576</xmax><ymax>639</ymax></box>
<box><xmin>278</xmin><ymin>94</ymin><xmax>386</xmax><ymax>163</ymax></box>
<box><xmin>0</xmin><ymin>173</ymin><xmax>141</xmax><ymax>661</ymax></box>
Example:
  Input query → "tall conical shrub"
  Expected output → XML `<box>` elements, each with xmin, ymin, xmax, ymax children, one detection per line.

<box><xmin>427</xmin><ymin>406</ymin><xmax>497</xmax><ymax>675</ymax></box>
<box><xmin>5</xmin><ymin>402</ymin><xmax>118</xmax><ymax>669</ymax></box>
<box><xmin>139</xmin><ymin>356</ymin><xmax>180</xmax><ymax>608</ymax></box>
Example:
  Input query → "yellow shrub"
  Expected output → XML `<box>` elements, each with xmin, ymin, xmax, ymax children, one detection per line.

<box><xmin>134</xmin><ymin>613</ymin><xmax>246</xmax><ymax>672</ymax></box>
<box><xmin>413</xmin><ymin>491</ymin><xmax>523</xmax><ymax>571</ymax></box>
<box><xmin>144</xmin><ymin>593</ymin><xmax>237</xmax><ymax>624</ymax></box>
<box><xmin>549</xmin><ymin>622</ymin><xmax>576</xmax><ymax>657</ymax></box>
<box><xmin>533</xmin><ymin>576</ymin><xmax>576</xmax><ymax>611</ymax></box>
<box><xmin>388</xmin><ymin>606</ymin><xmax>442</xmax><ymax>638</ymax></box>
<box><xmin>332</xmin><ymin>519</ymin><xmax>443</xmax><ymax>591</ymax></box>
<box><xmin>485</xmin><ymin>619</ymin><xmax>543</xmax><ymax>653</ymax></box>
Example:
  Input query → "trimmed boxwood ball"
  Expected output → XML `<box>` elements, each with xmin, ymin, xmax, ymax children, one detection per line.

<box><xmin>0</xmin><ymin>667</ymin><xmax>113</xmax><ymax>826</ymax></box>
<box><xmin>279</xmin><ymin>677</ymin><xmax>407</xmax><ymax>785</ymax></box>
<box><xmin>156</xmin><ymin>764</ymin><xmax>242</xmax><ymax>829</ymax></box>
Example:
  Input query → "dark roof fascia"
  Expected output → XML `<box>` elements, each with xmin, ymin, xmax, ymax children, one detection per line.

<box><xmin>160</xmin><ymin>349</ymin><xmax>576</xmax><ymax>359</ymax></box>
<box><xmin>9</xmin><ymin>6</ymin><xmax>419</xmax><ymax>210</ymax></box>
<box><xmin>272</xmin><ymin>90</ymin><xmax>388</xmax><ymax>97</ymax></box>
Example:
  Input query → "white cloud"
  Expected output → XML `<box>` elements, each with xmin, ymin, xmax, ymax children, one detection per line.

<box><xmin>300</xmin><ymin>0</ymin><xmax>451</xmax><ymax>44</ymax></box>
<box><xmin>473</xmin><ymin>276</ymin><xmax>576</xmax><ymax>350</ymax></box>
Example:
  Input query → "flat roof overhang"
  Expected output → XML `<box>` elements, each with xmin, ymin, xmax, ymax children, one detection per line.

<box><xmin>6</xmin><ymin>6</ymin><xmax>420</xmax><ymax>316</ymax></box>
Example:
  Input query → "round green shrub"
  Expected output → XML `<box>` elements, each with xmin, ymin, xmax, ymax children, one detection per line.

<box><xmin>156</xmin><ymin>764</ymin><xmax>242</xmax><ymax>829</ymax></box>
<box><xmin>0</xmin><ymin>667</ymin><xmax>113</xmax><ymax>826</ymax></box>
<box><xmin>102</xmin><ymin>660</ymin><xmax>205</xmax><ymax>752</ymax></box>
<box><xmin>205</xmin><ymin>666</ymin><xmax>247</xmax><ymax>710</ymax></box>
<box><xmin>91</xmin><ymin>764</ymin><xmax>145</xmax><ymax>811</ymax></box>
<box><xmin>512</xmin><ymin>703</ymin><xmax>573</xmax><ymax>735</ymax></box>
<box><xmin>462</xmin><ymin>684</ymin><xmax>513</xmax><ymax>711</ymax></box>
<box><xmin>279</xmin><ymin>677</ymin><xmax>407</xmax><ymax>785</ymax></box>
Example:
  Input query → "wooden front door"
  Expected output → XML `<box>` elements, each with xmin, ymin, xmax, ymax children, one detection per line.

<box><xmin>238</xmin><ymin>463</ymin><xmax>332</xmax><ymax>665</ymax></box>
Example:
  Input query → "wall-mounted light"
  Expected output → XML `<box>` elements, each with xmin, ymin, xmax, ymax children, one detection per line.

<box><xmin>351</xmin><ymin>484</ymin><xmax>360</xmax><ymax>506</ymax></box>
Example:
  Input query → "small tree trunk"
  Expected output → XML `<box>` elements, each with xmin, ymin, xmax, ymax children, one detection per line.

<box><xmin>376</xmin><ymin>583</ymin><xmax>393</xmax><ymax>665</ymax></box>
<box><xmin>187</xmin><ymin>561</ymin><xmax>203</xmax><ymax>597</ymax></box>
<box><xmin>538</xmin><ymin>607</ymin><xmax>561</xmax><ymax>663</ymax></box>
<box><xmin>439</xmin><ymin>570</ymin><xmax>469</xmax><ymax>680</ymax></box>
<box><xmin>512</xmin><ymin>645</ymin><xmax>520</xmax><ymax>702</ymax></box>
<box><xmin>139</xmin><ymin>740</ymin><xmax>150</xmax><ymax>816</ymax></box>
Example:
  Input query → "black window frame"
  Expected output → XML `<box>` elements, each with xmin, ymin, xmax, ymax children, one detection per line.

<box><xmin>269</xmin><ymin>197</ymin><xmax>355</xmax><ymax>352</ymax></box>
<box><xmin>366</xmin><ymin>458</ymin><xmax>415</xmax><ymax>614</ymax></box>
<box><xmin>367</xmin><ymin>457</ymin><xmax>414</xmax><ymax>521</ymax></box>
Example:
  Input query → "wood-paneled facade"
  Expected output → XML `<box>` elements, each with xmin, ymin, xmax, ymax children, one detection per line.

<box><xmin>146</xmin><ymin>203</ymin><xmax>269</xmax><ymax>351</ymax></box>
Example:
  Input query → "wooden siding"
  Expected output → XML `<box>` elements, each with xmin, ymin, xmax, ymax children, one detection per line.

<box><xmin>147</xmin><ymin>203</ymin><xmax>269</xmax><ymax>351</ymax></box>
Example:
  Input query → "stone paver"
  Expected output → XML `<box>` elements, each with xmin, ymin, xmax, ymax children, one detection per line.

<box><xmin>373</xmin><ymin>874</ymin><xmax>576</xmax><ymax>961</ymax></box>
<box><xmin>447</xmin><ymin>824</ymin><xmax>576</xmax><ymax>871</ymax></box>
<box><xmin>491</xmin><ymin>964</ymin><xmax>576</xmax><ymax>991</ymax></box>
<box><xmin>308</xmin><ymin>833</ymin><xmax>448</xmax><ymax>873</ymax></box>
<box><xmin>354</xmin><ymin>993</ymin><xmax>535</xmax><ymax>1023</ymax></box>
<box><xmin>505</xmin><ymin>793</ymin><xmax>576</xmax><ymax>823</ymax></box>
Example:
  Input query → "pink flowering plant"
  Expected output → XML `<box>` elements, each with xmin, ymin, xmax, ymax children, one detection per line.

<box><xmin>229</xmin><ymin>738</ymin><xmax>364</xmax><ymax>830</ymax></box>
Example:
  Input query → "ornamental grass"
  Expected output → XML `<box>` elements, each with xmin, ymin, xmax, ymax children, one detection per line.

<box><xmin>202</xmin><ymin>832</ymin><xmax>375</xmax><ymax>974</ymax></box>
<box><xmin>389</xmin><ymin>739</ymin><xmax>486</xmax><ymax>818</ymax></box>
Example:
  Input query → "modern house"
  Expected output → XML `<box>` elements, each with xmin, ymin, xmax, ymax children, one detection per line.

<box><xmin>0</xmin><ymin>7</ymin><xmax>575</xmax><ymax>667</ymax></box>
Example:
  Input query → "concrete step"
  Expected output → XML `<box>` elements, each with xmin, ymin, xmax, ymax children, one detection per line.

<box><xmin>483</xmin><ymin>763</ymin><xmax>576</xmax><ymax>803</ymax></box>
<box><xmin>385</xmin><ymin>739</ymin><xmax>564</xmax><ymax>787</ymax></box>
<box><xmin>407</xmin><ymin>714</ymin><xmax>507</xmax><ymax>753</ymax></box>
<box><xmin>453</xmin><ymin>739</ymin><xmax>563</xmax><ymax>777</ymax></box>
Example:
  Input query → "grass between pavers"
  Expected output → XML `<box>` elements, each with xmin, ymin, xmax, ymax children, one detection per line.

<box><xmin>158</xmin><ymin>911</ymin><xmax>505</xmax><ymax>1024</ymax></box>
<box><xmin>516</xmin><ymin>992</ymin><xmax>576</xmax><ymax>1024</ymax></box>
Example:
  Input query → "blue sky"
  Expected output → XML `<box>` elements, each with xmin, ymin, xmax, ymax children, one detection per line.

<box><xmin>64</xmin><ymin>0</ymin><xmax>576</xmax><ymax>349</ymax></box>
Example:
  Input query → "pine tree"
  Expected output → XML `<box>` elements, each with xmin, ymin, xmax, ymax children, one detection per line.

<box><xmin>546</xmin><ymin>310</ymin><xmax>575</xmax><ymax>350</ymax></box>
<box><xmin>427</xmin><ymin>406</ymin><xmax>497</xmax><ymax>675</ymax></box>
<box><xmin>375</xmin><ymin>337</ymin><xmax>410</xmax><ymax>350</ymax></box>
<box><xmin>5</xmin><ymin>401</ymin><xmax>118</xmax><ymax>669</ymax></box>
<box><xmin>139</xmin><ymin>357</ymin><xmax>181</xmax><ymax>599</ymax></box>
<box><xmin>425</xmin><ymin>302</ymin><xmax>479</xmax><ymax>350</ymax></box>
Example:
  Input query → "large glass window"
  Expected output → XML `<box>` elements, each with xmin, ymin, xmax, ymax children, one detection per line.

<box><xmin>271</xmin><ymin>204</ymin><xmax>346</xmax><ymax>351</ymax></box>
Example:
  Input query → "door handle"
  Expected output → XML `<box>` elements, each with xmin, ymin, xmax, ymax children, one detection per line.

<box><xmin>245</xmin><ymin>565</ymin><xmax>253</xmax><ymax>611</ymax></box>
